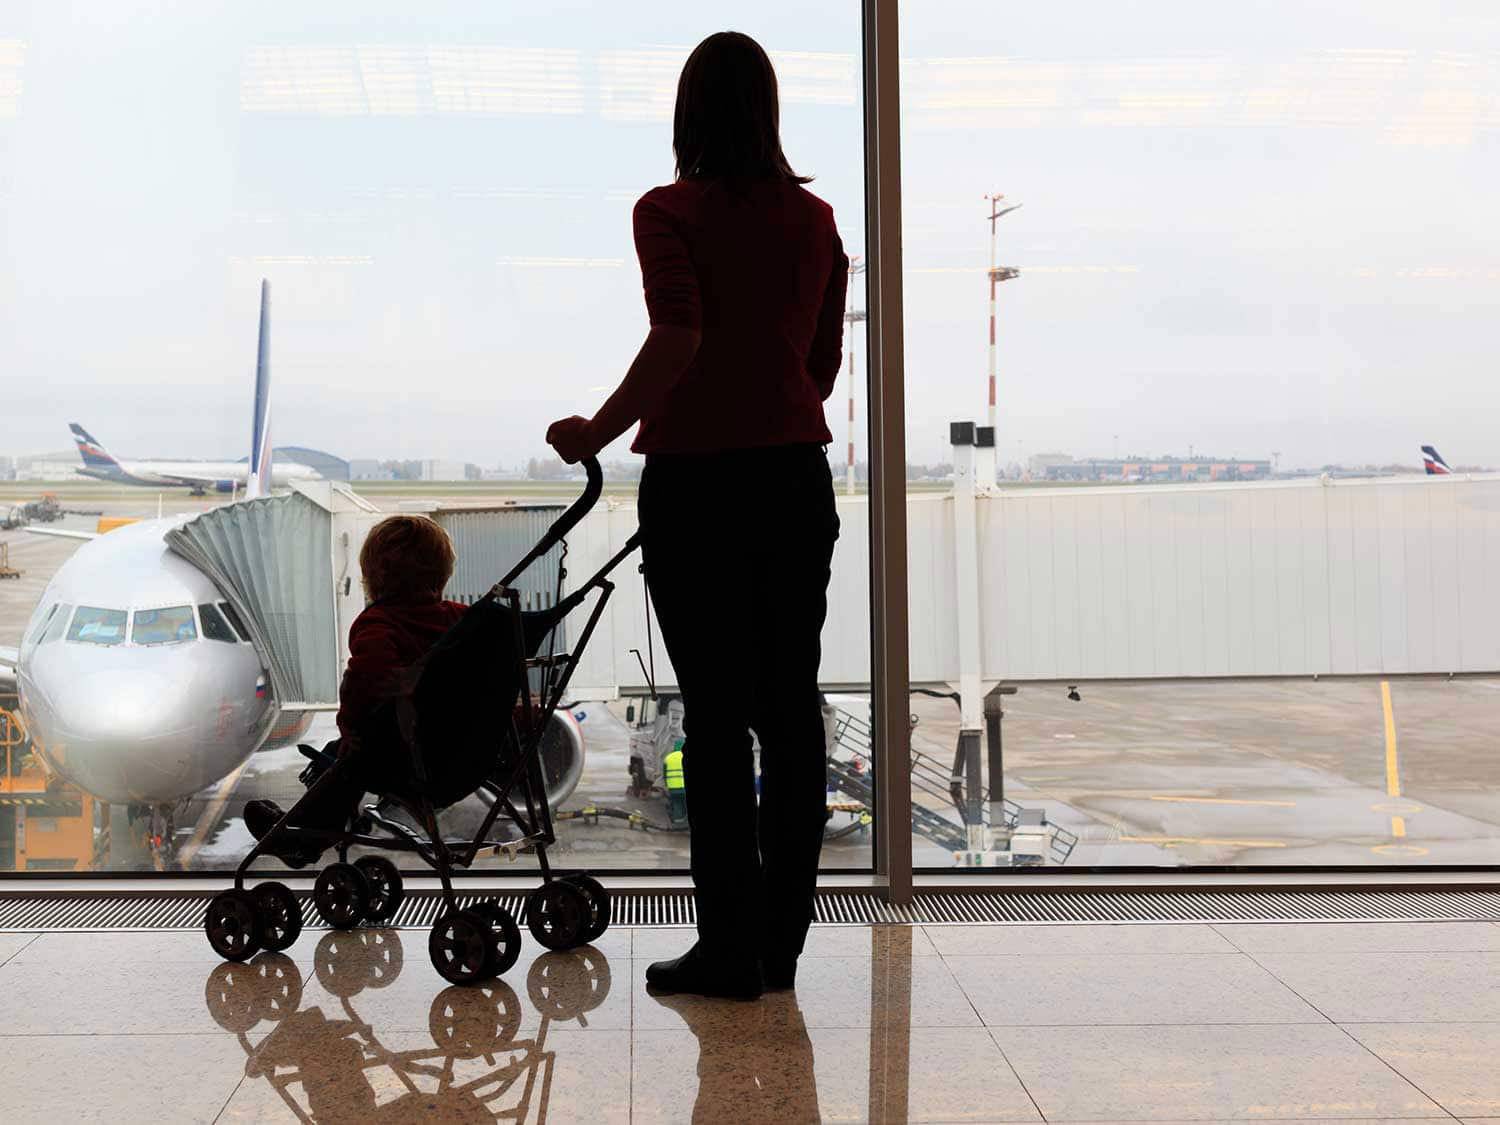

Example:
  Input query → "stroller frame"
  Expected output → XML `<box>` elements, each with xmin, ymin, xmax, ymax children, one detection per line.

<box><xmin>207</xmin><ymin>457</ymin><xmax>641</xmax><ymax>982</ymax></box>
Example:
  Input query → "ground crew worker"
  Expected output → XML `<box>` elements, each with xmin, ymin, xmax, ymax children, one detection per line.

<box><xmin>663</xmin><ymin>742</ymin><xmax>687</xmax><ymax>826</ymax></box>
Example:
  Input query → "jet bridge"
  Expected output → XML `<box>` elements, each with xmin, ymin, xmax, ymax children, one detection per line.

<box><xmin>165</xmin><ymin>481</ymin><xmax>380</xmax><ymax>709</ymax></box>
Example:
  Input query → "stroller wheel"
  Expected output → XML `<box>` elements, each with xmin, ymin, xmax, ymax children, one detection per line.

<box><xmin>353</xmin><ymin>856</ymin><xmax>405</xmax><ymax>924</ymax></box>
<box><xmin>313</xmin><ymin>862</ymin><xmax>371</xmax><ymax>930</ymax></box>
<box><xmin>252</xmin><ymin>882</ymin><xmax>303</xmax><ymax>952</ymax></box>
<box><xmin>429</xmin><ymin>909</ymin><xmax>492</xmax><ymax>986</ymax></box>
<box><xmin>563</xmin><ymin>874</ymin><xmax>611</xmax><ymax>944</ymax></box>
<box><xmin>205</xmin><ymin>889</ymin><xmax>263</xmax><ymax>962</ymax></box>
<box><xmin>525</xmin><ymin>881</ymin><xmax>589</xmax><ymax>952</ymax></box>
<box><xmin>470</xmin><ymin>900</ymin><xmax>523</xmax><ymax>977</ymax></box>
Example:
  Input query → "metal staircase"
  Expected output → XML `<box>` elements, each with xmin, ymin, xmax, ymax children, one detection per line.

<box><xmin>827</xmin><ymin>706</ymin><xmax>1078</xmax><ymax>865</ymax></box>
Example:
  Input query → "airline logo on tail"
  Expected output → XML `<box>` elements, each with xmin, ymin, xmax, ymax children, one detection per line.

<box><xmin>1421</xmin><ymin>445</ymin><xmax>1453</xmax><ymax>475</ymax></box>
<box><xmin>245</xmin><ymin>280</ymin><xmax>273</xmax><ymax>500</ymax></box>
<box><xmin>70</xmin><ymin>424</ymin><xmax>124</xmax><ymax>478</ymax></box>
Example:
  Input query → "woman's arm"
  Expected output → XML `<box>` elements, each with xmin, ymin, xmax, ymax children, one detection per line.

<box><xmin>808</xmin><ymin>236</ymin><xmax>851</xmax><ymax>401</ymax></box>
<box><xmin>547</xmin><ymin>324</ymin><xmax>701</xmax><ymax>463</ymax></box>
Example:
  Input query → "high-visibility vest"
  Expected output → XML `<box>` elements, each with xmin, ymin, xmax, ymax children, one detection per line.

<box><xmin>663</xmin><ymin>749</ymin><xmax>686</xmax><ymax>791</ymax></box>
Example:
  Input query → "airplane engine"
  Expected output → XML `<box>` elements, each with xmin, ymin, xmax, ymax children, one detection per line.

<box><xmin>535</xmin><ymin>709</ymin><xmax>585</xmax><ymax>810</ymax></box>
<box><xmin>263</xmin><ymin>709</ymin><xmax>316</xmax><ymax>750</ymax></box>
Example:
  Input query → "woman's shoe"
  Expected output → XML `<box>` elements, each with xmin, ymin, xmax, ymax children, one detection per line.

<box><xmin>762</xmin><ymin>956</ymin><xmax>797</xmax><ymax>990</ymax></box>
<box><xmin>646</xmin><ymin>943</ymin><xmax>764</xmax><ymax>1001</ymax></box>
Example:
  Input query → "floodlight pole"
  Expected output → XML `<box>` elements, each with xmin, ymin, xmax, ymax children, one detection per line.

<box><xmin>844</xmin><ymin>256</ymin><xmax>868</xmax><ymax>496</ymax></box>
<box><xmin>984</xmin><ymin>193</ymin><xmax>1021</xmax><ymax>484</ymax></box>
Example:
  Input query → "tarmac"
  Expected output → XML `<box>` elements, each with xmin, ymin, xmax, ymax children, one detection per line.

<box><xmin>2</xmin><ymin>481</ymin><xmax>1498</xmax><ymax>874</ymax></box>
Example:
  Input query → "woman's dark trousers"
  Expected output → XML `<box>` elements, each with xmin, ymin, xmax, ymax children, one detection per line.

<box><xmin>638</xmin><ymin>443</ymin><xmax>839</xmax><ymax>968</ymax></box>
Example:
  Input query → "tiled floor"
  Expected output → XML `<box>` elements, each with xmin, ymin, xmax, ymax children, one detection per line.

<box><xmin>0</xmin><ymin>920</ymin><xmax>1498</xmax><ymax>1122</ymax></box>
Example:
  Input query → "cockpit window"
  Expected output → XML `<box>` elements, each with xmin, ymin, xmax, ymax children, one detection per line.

<box><xmin>66</xmin><ymin>606</ymin><xmax>127</xmax><ymax>646</ymax></box>
<box><xmin>41</xmin><ymin>604</ymin><xmax>73</xmax><ymax>645</ymax></box>
<box><xmin>218</xmin><ymin>601</ymin><xmax>250</xmax><ymax>642</ymax></box>
<box><xmin>29</xmin><ymin>604</ymin><xmax>59</xmax><ymax>645</ymax></box>
<box><xmin>198</xmin><ymin>603</ymin><xmax>237</xmax><ymax>644</ymax></box>
<box><xmin>131</xmin><ymin>606</ymin><xmax>198</xmax><ymax>646</ymax></box>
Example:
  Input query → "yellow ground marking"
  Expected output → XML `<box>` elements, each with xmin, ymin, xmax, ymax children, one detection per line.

<box><xmin>1378</xmin><ymin>680</ymin><xmax>1415</xmax><ymax>854</ymax></box>
<box><xmin>177</xmin><ymin>758</ymin><xmax>250</xmax><ymax>869</ymax></box>
<box><xmin>1121</xmin><ymin>835</ymin><xmax>1287</xmax><ymax>848</ymax></box>
<box><xmin>1381</xmin><ymin>680</ymin><xmax>1401</xmax><ymax>798</ymax></box>
<box><xmin>1371</xmin><ymin>800</ymin><xmax>1422</xmax><ymax>815</ymax></box>
<box><xmin>1149</xmin><ymin>796</ymin><xmax>1297</xmax><ymax>808</ymax></box>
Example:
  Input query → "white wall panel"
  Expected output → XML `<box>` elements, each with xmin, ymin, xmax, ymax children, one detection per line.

<box><xmin>1377</xmin><ymin>485</ymin><xmax>1409</xmax><ymax>672</ymax></box>
<box><xmin>1122</xmin><ymin>492</ymin><xmax>1157</xmax><ymax>677</ymax></box>
<box><xmin>1350</xmin><ymin>486</ymin><xmax>1385</xmax><ymax>673</ymax></box>
<box><xmin>1223</xmin><ymin>488</ymin><xmax>1257</xmax><ymax>675</ymax></box>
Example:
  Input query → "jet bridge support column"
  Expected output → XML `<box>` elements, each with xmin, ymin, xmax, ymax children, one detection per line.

<box><xmin>985</xmin><ymin>683</ymin><xmax>1018</xmax><ymax>850</ymax></box>
<box><xmin>950</xmin><ymin>423</ymin><xmax>985</xmax><ymax>855</ymax></box>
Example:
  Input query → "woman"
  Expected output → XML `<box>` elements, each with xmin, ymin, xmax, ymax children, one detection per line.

<box><xmin>547</xmin><ymin>31</ymin><xmax>847</xmax><ymax>1000</ymax></box>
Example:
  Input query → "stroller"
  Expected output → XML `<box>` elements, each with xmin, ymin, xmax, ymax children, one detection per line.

<box><xmin>204</xmin><ymin>456</ymin><xmax>639</xmax><ymax>985</ymax></box>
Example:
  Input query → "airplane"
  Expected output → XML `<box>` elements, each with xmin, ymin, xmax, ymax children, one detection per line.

<box><xmin>0</xmin><ymin>283</ymin><xmax>311</xmax><ymax>818</ymax></box>
<box><xmin>0</xmin><ymin>282</ymin><xmax>585</xmax><ymax>860</ymax></box>
<box><xmin>1422</xmin><ymin>445</ymin><xmax>1453</xmax><ymax>475</ymax></box>
<box><xmin>70</xmin><ymin>417</ymin><xmax>319</xmax><ymax>496</ymax></box>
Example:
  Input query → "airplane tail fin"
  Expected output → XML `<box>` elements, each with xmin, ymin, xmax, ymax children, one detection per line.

<box><xmin>244</xmin><ymin>280</ymin><xmax>273</xmax><ymax>500</ymax></box>
<box><xmin>1421</xmin><ymin>445</ymin><xmax>1453</xmax><ymax>475</ymax></box>
<box><xmin>69</xmin><ymin>423</ymin><xmax>122</xmax><ymax>472</ymax></box>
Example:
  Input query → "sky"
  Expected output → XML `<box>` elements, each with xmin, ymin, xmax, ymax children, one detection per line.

<box><xmin>2</xmin><ymin>1</ymin><xmax>1498</xmax><ymax>471</ymax></box>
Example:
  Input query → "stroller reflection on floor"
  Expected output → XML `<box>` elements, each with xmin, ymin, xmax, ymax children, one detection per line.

<box><xmin>204</xmin><ymin>457</ymin><xmax>638</xmax><ymax>984</ymax></box>
<box><xmin>204</xmin><ymin>931</ymin><xmax>614</xmax><ymax>1122</ymax></box>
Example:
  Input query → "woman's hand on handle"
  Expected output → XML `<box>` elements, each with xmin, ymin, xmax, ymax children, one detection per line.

<box><xmin>546</xmin><ymin>416</ymin><xmax>603</xmax><ymax>465</ymax></box>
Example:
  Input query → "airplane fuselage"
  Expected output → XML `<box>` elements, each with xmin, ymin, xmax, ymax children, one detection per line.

<box><xmin>76</xmin><ymin>460</ymin><xmax>319</xmax><ymax>493</ymax></box>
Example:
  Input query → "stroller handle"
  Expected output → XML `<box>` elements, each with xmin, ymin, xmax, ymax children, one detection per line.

<box><xmin>498</xmin><ymin>455</ymin><xmax>604</xmax><ymax>588</ymax></box>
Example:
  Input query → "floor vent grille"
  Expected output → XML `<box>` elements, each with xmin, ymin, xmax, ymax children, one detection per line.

<box><xmin>0</xmin><ymin>887</ymin><xmax>1495</xmax><ymax>932</ymax></box>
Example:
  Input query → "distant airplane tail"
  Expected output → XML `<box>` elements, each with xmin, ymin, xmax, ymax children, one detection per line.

<box><xmin>1421</xmin><ymin>445</ymin><xmax>1453</xmax><ymax>475</ymax></box>
<box><xmin>69</xmin><ymin>423</ymin><xmax>122</xmax><ymax>474</ymax></box>
<box><xmin>244</xmin><ymin>280</ymin><xmax>273</xmax><ymax>500</ymax></box>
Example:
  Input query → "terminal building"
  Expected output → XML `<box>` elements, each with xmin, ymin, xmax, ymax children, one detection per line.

<box><xmin>1040</xmin><ymin>454</ymin><xmax>1273</xmax><ymax>482</ymax></box>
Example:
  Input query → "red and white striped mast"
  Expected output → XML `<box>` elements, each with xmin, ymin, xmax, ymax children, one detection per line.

<box><xmin>843</xmin><ymin>255</ymin><xmax>867</xmax><ymax>495</ymax></box>
<box><xmin>984</xmin><ymin>193</ymin><xmax>1021</xmax><ymax>484</ymax></box>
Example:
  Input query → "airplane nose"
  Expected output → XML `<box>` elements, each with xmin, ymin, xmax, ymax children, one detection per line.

<box><xmin>37</xmin><ymin>666</ymin><xmax>253</xmax><ymax>804</ymax></box>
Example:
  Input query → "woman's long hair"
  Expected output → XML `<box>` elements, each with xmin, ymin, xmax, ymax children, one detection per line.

<box><xmin>673</xmin><ymin>31</ymin><xmax>810</xmax><ymax>185</ymax></box>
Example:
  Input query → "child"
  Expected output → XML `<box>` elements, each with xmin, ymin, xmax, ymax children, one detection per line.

<box><xmin>245</xmin><ymin>515</ymin><xmax>468</xmax><ymax>865</ymax></box>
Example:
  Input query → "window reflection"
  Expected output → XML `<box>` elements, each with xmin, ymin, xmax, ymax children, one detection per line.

<box><xmin>130</xmin><ymin>606</ymin><xmax>197</xmax><ymax>646</ymax></box>
<box><xmin>65</xmin><ymin>606</ymin><xmax>125</xmax><ymax>646</ymax></box>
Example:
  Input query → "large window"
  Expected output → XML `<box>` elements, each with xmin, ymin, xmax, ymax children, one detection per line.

<box><xmin>3</xmin><ymin>0</ymin><xmax>1496</xmax><ymax>883</ymax></box>
<box><xmin>0</xmin><ymin>2</ymin><xmax>869</xmax><ymax>874</ymax></box>
<box><xmin>900</xmin><ymin>0</ymin><xmax>1500</xmax><ymax>868</ymax></box>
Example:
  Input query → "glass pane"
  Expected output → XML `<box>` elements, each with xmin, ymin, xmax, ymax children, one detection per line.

<box><xmin>40</xmin><ymin>604</ymin><xmax>72</xmax><ymax>645</ymax></box>
<box><xmin>1</xmin><ymin>3</ymin><xmax>868</xmax><ymax>876</ymax></box>
<box><xmin>902</xmin><ymin>1</ymin><xmax>1500</xmax><ymax>868</ymax></box>
<box><xmin>217</xmin><ymin>602</ymin><xmax>249</xmax><ymax>643</ymax></box>
<box><xmin>198</xmin><ymin>604</ymin><xmax>237</xmax><ymax>644</ymax></box>
<box><xmin>26</xmin><ymin>603</ymin><xmax>57</xmax><ymax>646</ymax></box>
<box><xmin>65</xmin><ymin>607</ymin><xmax>127</xmax><ymax>646</ymax></box>
<box><xmin>131</xmin><ymin>606</ymin><xmax>197</xmax><ymax>646</ymax></box>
